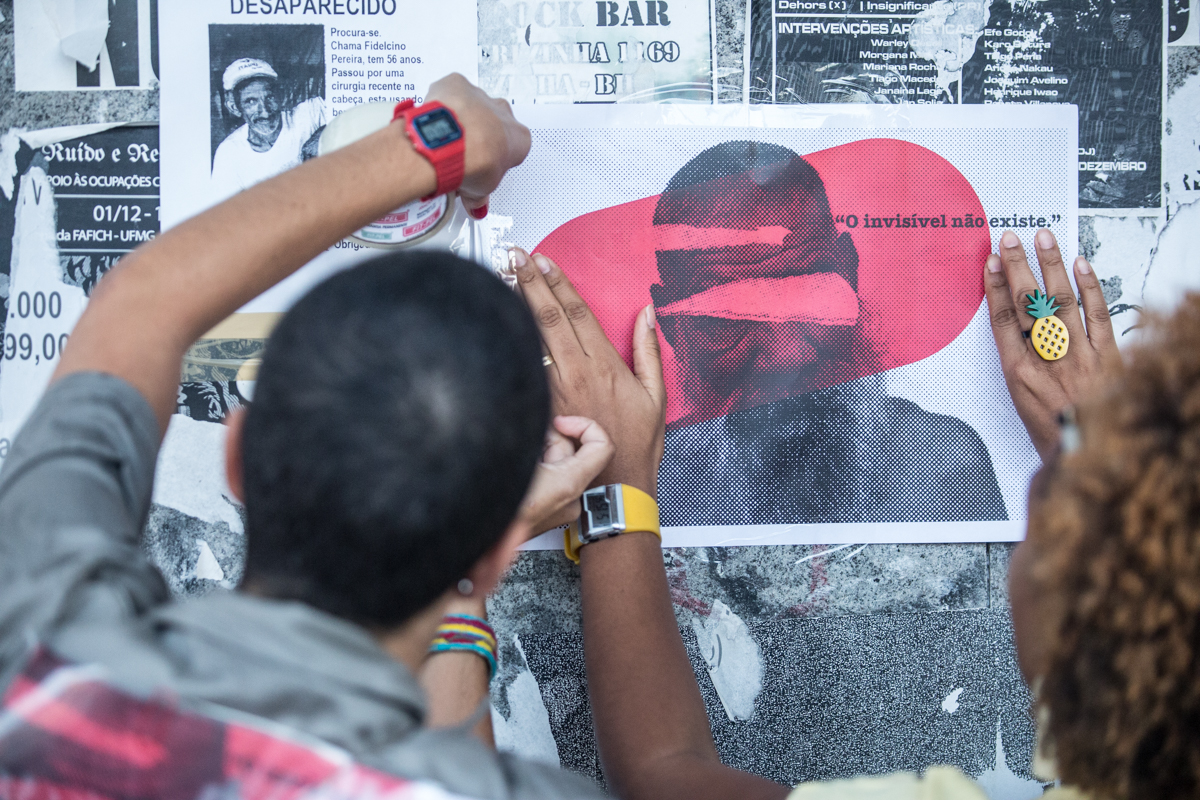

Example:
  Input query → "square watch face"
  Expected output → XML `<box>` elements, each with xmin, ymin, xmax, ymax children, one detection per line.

<box><xmin>584</xmin><ymin>491</ymin><xmax>613</xmax><ymax>529</ymax></box>
<box><xmin>414</xmin><ymin>108</ymin><xmax>462</xmax><ymax>149</ymax></box>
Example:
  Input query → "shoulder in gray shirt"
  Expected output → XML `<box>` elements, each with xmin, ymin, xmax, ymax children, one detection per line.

<box><xmin>0</xmin><ymin>372</ymin><xmax>604</xmax><ymax>800</ymax></box>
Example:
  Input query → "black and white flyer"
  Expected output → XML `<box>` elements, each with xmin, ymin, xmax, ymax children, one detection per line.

<box><xmin>749</xmin><ymin>0</ymin><xmax>1163</xmax><ymax>210</ymax></box>
<box><xmin>14</xmin><ymin>0</ymin><xmax>159</xmax><ymax>90</ymax></box>
<box><xmin>478</xmin><ymin>0</ymin><xmax>715</xmax><ymax>103</ymax></box>
<box><xmin>159</xmin><ymin>1</ymin><xmax>476</xmax><ymax>313</ymax></box>
<box><xmin>0</xmin><ymin>124</ymin><xmax>160</xmax><ymax>460</ymax></box>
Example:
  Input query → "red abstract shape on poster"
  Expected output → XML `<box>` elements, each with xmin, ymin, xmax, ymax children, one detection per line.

<box><xmin>533</xmin><ymin>138</ymin><xmax>991</xmax><ymax>428</ymax></box>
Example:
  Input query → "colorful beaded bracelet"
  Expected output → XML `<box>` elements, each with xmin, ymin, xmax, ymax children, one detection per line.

<box><xmin>429</xmin><ymin>613</ymin><xmax>497</xmax><ymax>679</ymax></box>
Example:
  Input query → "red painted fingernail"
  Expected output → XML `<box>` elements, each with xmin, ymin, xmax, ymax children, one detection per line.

<box><xmin>467</xmin><ymin>203</ymin><xmax>488</xmax><ymax>220</ymax></box>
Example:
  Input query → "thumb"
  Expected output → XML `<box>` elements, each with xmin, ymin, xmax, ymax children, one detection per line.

<box><xmin>632</xmin><ymin>305</ymin><xmax>667</xmax><ymax>412</ymax></box>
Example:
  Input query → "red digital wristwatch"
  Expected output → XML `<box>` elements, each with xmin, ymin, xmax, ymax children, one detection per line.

<box><xmin>393</xmin><ymin>99</ymin><xmax>465</xmax><ymax>201</ymax></box>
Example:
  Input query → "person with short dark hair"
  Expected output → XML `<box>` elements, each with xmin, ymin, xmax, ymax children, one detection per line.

<box><xmin>0</xmin><ymin>75</ymin><xmax>614</xmax><ymax>799</ymax></box>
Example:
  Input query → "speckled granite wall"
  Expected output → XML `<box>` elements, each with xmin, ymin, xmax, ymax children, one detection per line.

<box><xmin>0</xmin><ymin>0</ymin><xmax>1044</xmax><ymax>793</ymax></box>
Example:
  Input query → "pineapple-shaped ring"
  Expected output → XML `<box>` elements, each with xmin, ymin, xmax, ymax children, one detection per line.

<box><xmin>1025</xmin><ymin>290</ymin><xmax>1068</xmax><ymax>361</ymax></box>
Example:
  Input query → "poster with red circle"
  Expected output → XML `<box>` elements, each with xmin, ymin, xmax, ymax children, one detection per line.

<box><xmin>492</xmin><ymin>105</ymin><xmax>1077</xmax><ymax>545</ymax></box>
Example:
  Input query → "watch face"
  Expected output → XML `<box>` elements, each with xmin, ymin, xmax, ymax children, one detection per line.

<box><xmin>581</xmin><ymin>485</ymin><xmax>624</xmax><ymax>539</ymax></box>
<box><xmin>584</xmin><ymin>491</ymin><xmax>614</xmax><ymax>529</ymax></box>
<box><xmin>414</xmin><ymin>108</ymin><xmax>462</xmax><ymax>149</ymax></box>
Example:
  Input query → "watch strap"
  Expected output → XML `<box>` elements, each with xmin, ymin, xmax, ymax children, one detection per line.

<box><xmin>393</xmin><ymin>99</ymin><xmax>465</xmax><ymax>200</ymax></box>
<box><xmin>564</xmin><ymin>484</ymin><xmax>661</xmax><ymax>564</ymax></box>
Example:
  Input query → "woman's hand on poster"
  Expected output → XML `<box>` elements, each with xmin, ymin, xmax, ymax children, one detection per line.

<box><xmin>518</xmin><ymin>416</ymin><xmax>615</xmax><ymax>537</ymax></box>
<box><xmin>509</xmin><ymin>247</ymin><xmax>667</xmax><ymax>498</ymax></box>
<box><xmin>425</xmin><ymin>73</ymin><xmax>531</xmax><ymax>218</ymax></box>
<box><xmin>984</xmin><ymin>228</ymin><xmax>1122</xmax><ymax>459</ymax></box>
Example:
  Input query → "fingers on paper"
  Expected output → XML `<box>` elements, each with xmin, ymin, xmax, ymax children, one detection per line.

<box><xmin>1033</xmin><ymin>228</ymin><xmax>1085</xmax><ymax>339</ymax></box>
<box><xmin>984</xmin><ymin>254</ymin><xmax>1029</xmax><ymax>368</ymax></box>
<box><xmin>632</xmin><ymin>305</ymin><xmax>667</xmax><ymax>411</ymax></box>
<box><xmin>1073</xmin><ymin>257</ymin><xmax>1117</xmax><ymax>351</ymax></box>
<box><xmin>510</xmin><ymin>247</ymin><xmax>584</xmax><ymax>360</ymax></box>
<box><xmin>531</xmin><ymin>253</ymin><xmax>612</xmax><ymax>356</ymax></box>
<box><xmin>461</xmin><ymin>195</ymin><xmax>489</xmax><ymax>219</ymax></box>
<box><xmin>997</xmin><ymin>231</ymin><xmax>1038</xmax><ymax>333</ymax></box>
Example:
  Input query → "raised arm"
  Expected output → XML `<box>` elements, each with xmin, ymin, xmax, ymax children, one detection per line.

<box><xmin>54</xmin><ymin>75</ymin><xmax>530</xmax><ymax>433</ymax></box>
<box><xmin>509</xmin><ymin>248</ymin><xmax>788</xmax><ymax>800</ymax></box>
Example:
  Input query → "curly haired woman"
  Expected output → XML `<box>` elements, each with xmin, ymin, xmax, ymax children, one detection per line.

<box><xmin>504</xmin><ymin>223</ymin><xmax>1195</xmax><ymax>799</ymax></box>
<box><xmin>1011</xmin><ymin>285</ymin><xmax>1200</xmax><ymax>797</ymax></box>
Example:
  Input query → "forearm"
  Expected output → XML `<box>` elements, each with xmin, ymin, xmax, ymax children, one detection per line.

<box><xmin>419</xmin><ymin>598</ymin><xmax>495</xmax><ymax>746</ymax></box>
<box><xmin>55</xmin><ymin>122</ymin><xmax>436</xmax><ymax>431</ymax></box>
<box><xmin>580</xmin><ymin>533</ymin><xmax>787</xmax><ymax>800</ymax></box>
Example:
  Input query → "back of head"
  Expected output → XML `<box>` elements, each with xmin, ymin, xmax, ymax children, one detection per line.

<box><xmin>240</xmin><ymin>252</ymin><xmax>549</xmax><ymax>628</ymax></box>
<box><xmin>1029</xmin><ymin>295</ymin><xmax>1200</xmax><ymax>798</ymax></box>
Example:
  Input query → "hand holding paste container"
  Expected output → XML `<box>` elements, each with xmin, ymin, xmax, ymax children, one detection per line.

<box><xmin>318</xmin><ymin>102</ymin><xmax>455</xmax><ymax>248</ymax></box>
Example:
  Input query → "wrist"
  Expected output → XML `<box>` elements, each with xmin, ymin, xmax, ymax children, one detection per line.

<box><xmin>392</xmin><ymin>99</ymin><xmax>465</xmax><ymax>200</ymax></box>
<box><xmin>565</xmin><ymin>483</ymin><xmax>660</xmax><ymax>563</ymax></box>
<box><xmin>601</xmin><ymin>458</ymin><xmax>659</xmax><ymax>500</ymax></box>
<box><xmin>443</xmin><ymin>595</ymin><xmax>487</xmax><ymax>619</ymax></box>
<box><xmin>383</xmin><ymin>122</ymin><xmax>438</xmax><ymax>201</ymax></box>
<box><xmin>429</xmin><ymin>611</ymin><xmax>497</xmax><ymax>679</ymax></box>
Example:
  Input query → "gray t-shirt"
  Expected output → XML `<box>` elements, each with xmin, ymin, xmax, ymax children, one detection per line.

<box><xmin>0</xmin><ymin>372</ymin><xmax>603</xmax><ymax>800</ymax></box>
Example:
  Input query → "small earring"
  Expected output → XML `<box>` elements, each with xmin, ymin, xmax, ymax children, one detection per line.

<box><xmin>457</xmin><ymin>578</ymin><xmax>474</xmax><ymax>597</ymax></box>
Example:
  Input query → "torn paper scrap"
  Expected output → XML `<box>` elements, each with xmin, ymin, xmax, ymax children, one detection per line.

<box><xmin>975</xmin><ymin>721</ymin><xmax>1045</xmax><ymax>800</ymax></box>
<box><xmin>40</xmin><ymin>0</ymin><xmax>111</xmax><ymax>70</ymax></box>
<box><xmin>194</xmin><ymin>539</ymin><xmax>226</xmax><ymax>582</ymax></box>
<box><xmin>691</xmin><ymin>600</ymin><xmax>763</xmax><ymax>722</ymax></box>
<box><xmin>941</xmin><ymin>687</ymin><xmax>964</xmax><ymax>714</ymax></box>
<box><xmin>152</xmin><ymin>414</ymin><xmax>244</xmax><ymax>536</ymax></box>
<box><xmin>490</xmin><ymin>636</ymin><xmax>560</xmax><ymax>767</ymax></box>
<box><xmin>0</xmin><ymin>132</ymin><xmax>21</xmax><ymax>202</ymax></box>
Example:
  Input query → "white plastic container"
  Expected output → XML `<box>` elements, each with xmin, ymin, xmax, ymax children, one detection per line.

<box><xmin>318</xmin><ymin>102</ymin><xmax>455</xmax><ymax>249</ymax></box>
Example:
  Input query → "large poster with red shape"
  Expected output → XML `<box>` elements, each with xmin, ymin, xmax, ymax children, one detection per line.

<box><xmin>491</xmin><ymin>105</ymin><xmax>1077</xmax><ymax>547</ymax></box>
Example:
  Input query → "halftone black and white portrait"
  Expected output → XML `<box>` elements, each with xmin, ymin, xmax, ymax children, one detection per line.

<box><xmin>208</xmin><ymin>24</ymin><xmax>327</xmax><ymax>200</ymax></box>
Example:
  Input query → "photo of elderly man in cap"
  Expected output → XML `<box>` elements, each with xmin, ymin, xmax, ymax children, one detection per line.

<box><xmin>211</xmin><ymin>56</ymin><xmax>327</xmax><ymax>199</ymax></box>
<box><xmin>653</xmin><ymin>142</ymin><xmax>1008</xmax><ymax>526</ymax></box>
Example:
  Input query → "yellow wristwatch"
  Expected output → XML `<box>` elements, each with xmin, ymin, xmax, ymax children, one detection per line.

<box><xmin>564</xmin><ymin>484</ymin><xmax>661</xmax><ymax>564</ymax></box>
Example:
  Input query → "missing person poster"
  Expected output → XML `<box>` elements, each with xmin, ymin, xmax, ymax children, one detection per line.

<box><xmin>478</xmin><ymin>0</ymin><xmax>715</xmax><ymax>103</ymax></box>
<box><xmin>158</xmin><ymin>1</ymin><xmax>477</xmax><ymax>312</ymax></box>
<box><xmin>493</xmin><ymin>104</ymin><xmax>1077</xmax><ymax>547</ymax></box>
<box><xmin>748</xmin><ymin>0</ymin><xmax>1162</xmax><ymax>211</ymax></box>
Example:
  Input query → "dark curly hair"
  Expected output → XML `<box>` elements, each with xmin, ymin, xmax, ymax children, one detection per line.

<box><xmin>1027</xmin><ymin>294</ymin><xmax>1200</xmax><ymax>798</ymax></box>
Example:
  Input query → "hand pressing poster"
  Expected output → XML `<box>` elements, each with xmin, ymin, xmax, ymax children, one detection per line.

<box><xmin>493</xmin><ymin>104</ymin><xmax>1077</xmax><ymax>547</ymax></box>
<box><xmin>158</xmin><ymin>1</ymin><xmax>477</xmax><ymax>314</ymax></box>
